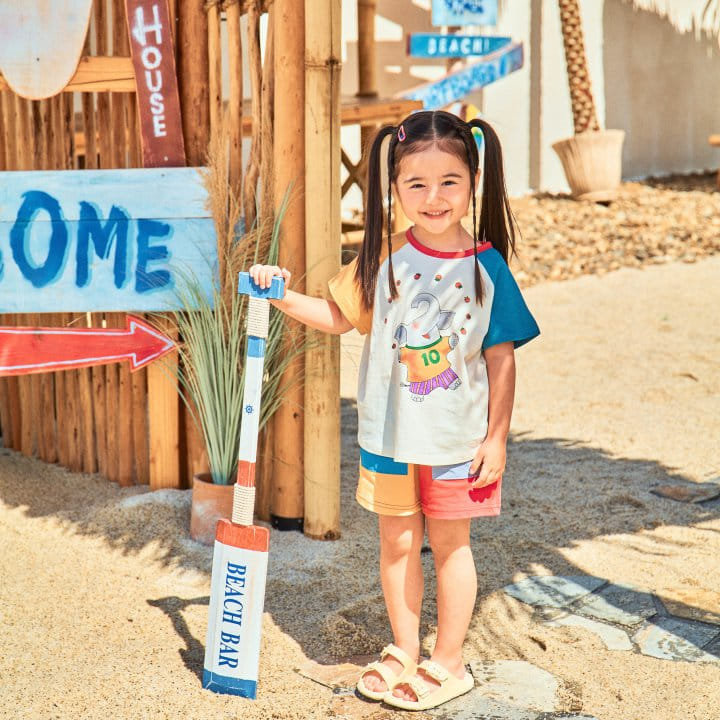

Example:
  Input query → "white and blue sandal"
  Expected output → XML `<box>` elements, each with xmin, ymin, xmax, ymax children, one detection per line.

<box><xmin>383</xmin><ymin>659</ymin><xmax>474</xmax><ymax>711</ymax></box>
<box><xmin>356</xmin><ymin>644</ymin><xmax>418</xmax><ymax>701</ymax></box>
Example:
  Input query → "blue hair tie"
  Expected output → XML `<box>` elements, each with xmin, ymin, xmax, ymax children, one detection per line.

<box><xmin>471</xmin><ymin>126</ymin><xmax>484</xmax><ymax>152</ymax></box>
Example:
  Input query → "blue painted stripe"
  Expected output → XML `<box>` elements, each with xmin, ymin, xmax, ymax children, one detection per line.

<box><xmin>202</xmin><ymin>668</ymin><xmax>257</xmax><ymax>698</ymax></box>
<box><xmin>247</xmin><ymin>336</ymin><xmax>266</xmax><ymax>357</ymax></box>
<box><xmin>360</xmin><ymin>448</ymin><xmax>408</xmax><ymax>475</ymax></box>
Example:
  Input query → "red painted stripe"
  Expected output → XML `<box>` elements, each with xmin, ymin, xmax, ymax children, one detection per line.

<box><xmin>236</xmin><ymin>460</ymin><xmax>256</xmax><ymax>487</ymax></box>
<box><xmin>215</xmin><ymin>519</ymin><xmax>269</xmax><ymax>552</ymax></box>
<box><xmin>406</xmin><ymin>228</ymin><xmax>492</xmax><ymax>258</ymax></box>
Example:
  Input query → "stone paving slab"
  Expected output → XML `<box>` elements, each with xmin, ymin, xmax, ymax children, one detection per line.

<box><xmin>545</xmin><ymin>612</ymin><xmax>633</xmax><ymax>651</ymax></box>
<box><xmin>503</xmin><ymin>576</ymin><xmax>607</xmax><ymax>609</ymax></box>
<box><xmin>297</xmin><ymin>653</ymin><xmax>375</xmax><ymax>690</ymax></box>
<box><xmin>569</xmin><ymin>582</ymin><xmax>657</xmax><ymax>627</ymax></box>
<box><xmin>658</xmin><ymin>587</ymin><xmax>720</xmax><ymax>626</ymax></box>
<box><xmin>633</xmin><ymin>617</ymin><xmax>720</xmax><ymax>663</ymax></box>
<box><xmin>467</xmin><ymin>660</ymin><xmax>558</xmax><ymax>713</ymax></box>
<box><xmin>650</xmin><ymin>482</ymin><xmax>720</xmax><ymax>503</ymax></box>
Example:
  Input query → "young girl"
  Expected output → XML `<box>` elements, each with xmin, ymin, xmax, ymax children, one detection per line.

<box><xmin>249</xmin><ymin>110</ymin><xmax>539</xmax><ymax>711</ymax></box>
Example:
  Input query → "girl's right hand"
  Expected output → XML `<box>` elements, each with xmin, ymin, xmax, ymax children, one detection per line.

<box><xmin>248</xmin><ymin>264</ymin><xmax>291</xmax><ymax>293</ymax></box>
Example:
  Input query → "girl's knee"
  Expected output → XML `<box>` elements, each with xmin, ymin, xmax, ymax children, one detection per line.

<box><xmin>426</xmin><ymin>517</ymin><xmax>471</xmax><ymax>557</ymax></box>
<box><xmin>379</xmin><ymin>513</ymin><xmax>424</xmax><ymax>559</ymax></box>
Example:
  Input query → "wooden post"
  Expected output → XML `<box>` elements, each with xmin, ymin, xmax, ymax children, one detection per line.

<box><xmin>207</xmin><ymin>0</ymin><xmax>222</xmax><ymax>139</ymax></box>
<box><xmin>356</xmin><ymin>0</ymin><xmax>377</xmax><ymax>209</ymax></box>
<box><xmin>226</xmin><ymin>0</ymin><xmax>243</xmax><ymax>200</ymax></box>
<box><xmin>304</xmin><ymin>0</ymin><xmax>341</xmax><ymax>539</ymax></box>
<box><xmin>243</xmin><ymin>2</ymin><xmax>262</xmax><ymax>225</ymax></box>
<box><xmin>272</xmin><ymin>0</ymin><xmax>305</xmax><ymax>530</ymax></box>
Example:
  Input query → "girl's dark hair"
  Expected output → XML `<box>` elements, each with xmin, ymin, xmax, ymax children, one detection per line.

<box><xmin>355</xmin><ymin>110</ymin><xmax>518</xmax><ymax>309</ymax></box>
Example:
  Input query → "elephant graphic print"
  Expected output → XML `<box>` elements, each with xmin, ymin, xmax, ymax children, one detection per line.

<box><xmin>394</xmin><ymin>293</ymin><xmax>461</xmax><ymax>400</ymax></box>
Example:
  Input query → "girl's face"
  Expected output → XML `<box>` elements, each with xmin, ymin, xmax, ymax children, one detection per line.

<box><xmin>394</xmin><ymin>145</ymin><xmax>478</xmax><ymax>245</ymax></box>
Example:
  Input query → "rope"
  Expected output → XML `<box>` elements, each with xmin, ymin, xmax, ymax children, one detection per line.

<box><xmin>558</xmin><ymin>0</ymin><xmax>600</xmax><ymax>134</ymax></box>
<box><xmin>246</xmin><ymin>297</ymin><xmax>269</xmax><ymax>338</ymax></box>
<box><xmin>232</xmin><ymin>484</ymin><xmax>256</xmax><ymax>526</ymax></box>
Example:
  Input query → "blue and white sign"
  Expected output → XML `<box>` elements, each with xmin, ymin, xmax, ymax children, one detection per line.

<box><xmin>408</xmin><ymin>33</ymin><xmax>510</xmax><ymax>58</ymax></box>
<box><xmin>431</xmin><ymin>0</ymin><xmax>498</xmax><ymax>26</ymax></box>
<box><xmin>0</xmin><ymin>167</ymin><xmax>218</xmax><ymax>312</ymax></box>
<box><xmin>401</xmin><ymin>41</ymin><xmax>523</xmax><ymax>109</ymax></box>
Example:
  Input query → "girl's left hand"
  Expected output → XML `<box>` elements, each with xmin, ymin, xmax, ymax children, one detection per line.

<box><xmin>469</xmin><ymin>437</ymin><xmax>506</xmax><ymax>488</ymax></box>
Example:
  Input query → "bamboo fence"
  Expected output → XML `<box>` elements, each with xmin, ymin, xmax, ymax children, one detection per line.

<box><xmin>0</xmin><ymin>0</ymin><xmax>322</xmax><ymax>511</ymax></box>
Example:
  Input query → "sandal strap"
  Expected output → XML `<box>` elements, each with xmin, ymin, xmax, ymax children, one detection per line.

<box><xmin>404</xmin><ymin>676</ymin><xmax>433</xmax><ymax>700</ymax></box>
<box><xmin>380</xmin><ymin>643</ymin><xmax>416</xmax><ymax>672</ymax></box>
<box><xmin>418</xmin><ymin>659</ymin><xmax>450</xmax><ymax>683</ymax></box>
<box><xmin>361</xmin><ymin>660</ymin><xmax>396</xmax><ymax>688</ymax></box>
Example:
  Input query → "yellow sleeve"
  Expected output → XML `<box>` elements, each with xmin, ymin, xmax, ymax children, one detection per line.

<box><xmin>328</xmin><ymin>257</ymin><xmax>373</xmax><ymax>335</ymax></box>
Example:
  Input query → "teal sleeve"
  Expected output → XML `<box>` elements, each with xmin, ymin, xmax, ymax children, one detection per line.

<box><xmin>481</xmin><ymin>260</ymin><xmax>540</xmax><ymax>350</ymax></box>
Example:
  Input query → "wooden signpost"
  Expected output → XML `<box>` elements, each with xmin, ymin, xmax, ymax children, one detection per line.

<box><xmin>431</xmin><ymin>0</ymin><xmax>498</xmax><ymax>27</ymax></box>
<box><xmin>0</xmin><ymin>0</ymin><xmax>94</xmax><ymax>99</ymax></box>
<box><xmin>125</xmin><ymin>0</ymin><xmax>186</xmax><ymax>167</ymax></box>
<box><xmin>407</xmin><ymin>33</ymin><xmax>510</xmax><ymax>59</ymax></box>
<box><xmin>400</xmin><ymin>41</ymin><xmax>523</xmax><ymax>110</ymax></box>
<box><xmin>0</xmin><ymin>167</ymin><xmax>216</xmax><ymax>312</ymax></box>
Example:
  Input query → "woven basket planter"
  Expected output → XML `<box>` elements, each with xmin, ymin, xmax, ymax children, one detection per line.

<box><xmin>552</xmin><ymin>129</ymin><xmax>625</xmax><ymax>202</ymax></box>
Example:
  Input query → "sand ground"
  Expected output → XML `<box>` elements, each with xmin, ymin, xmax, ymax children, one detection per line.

<box><xmin>1</xmin><ymin>256</ymin><xmax>719</xmax><ymax>720</ymax></box>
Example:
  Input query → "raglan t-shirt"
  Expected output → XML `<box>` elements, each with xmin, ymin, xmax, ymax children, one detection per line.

<box><xmin>329</xmin><ymin>228</ymin><xmax>540</xmax><ymax>466</ymax></box>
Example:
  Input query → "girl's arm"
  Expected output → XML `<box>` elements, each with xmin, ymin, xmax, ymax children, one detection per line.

<box><xmin>249</xmin><ymin>264</ymin><xmax>354</xmax><ymax>335</ymax></box>
<box><xmin>470</xmin><ymin>341</ymin><xmax>516</xmax><ymax>486</ymax></box>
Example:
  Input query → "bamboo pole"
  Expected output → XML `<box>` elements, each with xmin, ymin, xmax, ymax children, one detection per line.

<box><xmin>272</xmin><ymin>0</ymin><xmax>305</xmax><ymax>529</ymax></box>
<box><xmin>207</xmin><ymin>0</ymin><xmax>222</xmax><ymax>138</ymax></box>
<box><xmin>356</xmin><ymin>0</ymin><xmax>377</xmax><ymax>184</ymax></box>
<box><xmin>303</xmin><ymin>0</ymin><xmax>341</xmax><ymax>539</ymax></box>
<box><xmin>227</xmin><ymin>0</ymin><xmax>243</xmax><ymax>200</ymax></box>
<box><xmin>243</xmin><ymin>2</ymin><xmax>262</xmax><ymax>226</ymax></box>
<box><xmin>259</xmin><ymin>5</ymin><xmax>274</xmax><ymax>216</ymax></box>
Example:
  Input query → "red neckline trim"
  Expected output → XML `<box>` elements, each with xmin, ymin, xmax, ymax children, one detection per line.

<box><xmin>406</xmin><ymin>228</ymin><xmax>492</xmax><ymax>258</ymax></box>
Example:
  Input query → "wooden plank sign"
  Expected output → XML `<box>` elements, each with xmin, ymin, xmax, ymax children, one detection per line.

<box><xmin>0</xmin><ymin>316</ymin><xmax>175</xmax><ymax>376</ymax></box>
<box><xmin>400</xmin><ymin>41</ymin><xmax>523</xmax><ymax>110</ymax></box>
<box><xmin>431</xmin><ymin>0</ymin><xmax>497</xmax><ymax>27</ymax></box>
<box><xmin>407</xmin><ymin>33</ymin><xmax>510</xmax><ymax>59</ymax></box>
<box><xmin>126</xmin><ymin>0</ymin><xmax>186</xmax><ymax>167</ymax></box>
<box><xmin>0</xmin><ymin>167</ymin><xmax>217</xmax><ymax>312</ymax></box>
<box><xmin>0</xmin><ymin>0</ymin><xmax>94</xmax><ymax>99</ymax></box>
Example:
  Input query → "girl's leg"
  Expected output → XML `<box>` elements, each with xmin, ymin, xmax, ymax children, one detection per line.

<box><xmin>393</xmin><ymin>516</ymin><xmax>476</xmax><ymax>701</ymax></box>
<box><xmin>362</xmin><ymin>511</ymin><xmax>425</xmax><ymax>693</ymax></box>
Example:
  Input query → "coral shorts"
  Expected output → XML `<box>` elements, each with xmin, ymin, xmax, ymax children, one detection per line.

<box><xmin>356</xmin><ymin>449</ymin><xmax>501</xmax><ymax>520</ymax></box>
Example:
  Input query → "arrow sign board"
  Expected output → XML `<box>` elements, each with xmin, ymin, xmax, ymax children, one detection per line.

<box><xmin>400</xmin><ymin>41</ymin><xmax>523</xmax><ymax>110</ymax></box>
<box><xmin>0</xmin><ymin>167</ymin><xmax>217</xmax><ymax>312</ymax></box>
<box><xmin>431</xmin><ymin>0</ymin><xmax>497</xmax><ymax>26</ymax></box>
<box><xmin>0</xmin><ymin>315</ymin><xmax>175</xmax><ymax>376</ymax></box>
<box><xmin>408</xmin><ymin>34</ymin><xmax>510</xmax><ymax>59</ymax></box>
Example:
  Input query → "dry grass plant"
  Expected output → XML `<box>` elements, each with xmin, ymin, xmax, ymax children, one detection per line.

<box><xmin>159</xmin><ymin>124</ymin><xmax>308</xmax><ymax>484</ymax></box>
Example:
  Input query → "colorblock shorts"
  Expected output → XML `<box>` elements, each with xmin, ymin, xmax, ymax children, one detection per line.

<box><xmin>356</xmin><ymin>449</ymin><xmax>501</xmax><ymax>520</ymax></box>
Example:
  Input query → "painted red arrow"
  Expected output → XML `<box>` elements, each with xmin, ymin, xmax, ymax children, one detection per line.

<box><xmin>0</xmin><ymin>316</ymin><xmax>176</xmax><ymax>376</ymax></box>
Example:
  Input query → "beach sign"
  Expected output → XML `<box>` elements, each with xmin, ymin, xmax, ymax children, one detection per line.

<box><xmin>126</xmin><ymin>0</ymin><xmax>186</xmax><ymax>167</ymax></box>
<box><xmin>202</xmin><ymin>273</ymin><xmax>284</xmax><ymax>699</ymax></box>
<box><xmin>0</xmin><ymin>167</ymin><xmax>217</xmax><ymax>313</ymax></box>
<box><xmin>401</xmin><ymin>40</ymin><xmax>523</xmax><ymax>110</ymax></box>
<box><xmin>0</xmin><ymin>0</ymin><xmax>93</xmax><ymax>98</ymax></box>
<box><xmin>407</xmin><ymin>33</ymin><xmax>510</xmax><ymax>59</ymax></box>
<box><xmin>431</xmin><ymin>0</ymin><xmax>497</xmax><ymax>27</ymax></box>
<box><xmin>0</xmin><ymin>316</ymin><xmax>175</xmax><ymax>376</ymax></box>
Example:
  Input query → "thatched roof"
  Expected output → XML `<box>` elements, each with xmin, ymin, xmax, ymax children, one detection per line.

<box><xmin>625</xmin><ymin>0</ymin><xmax>719</xmax><ymax>34</ymax></box>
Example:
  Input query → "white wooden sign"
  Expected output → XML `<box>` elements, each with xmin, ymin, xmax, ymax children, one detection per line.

<box><xmin>0</xmin><ymin>167</ymin><xmax>217</xmax><ymax>312</ymax></box>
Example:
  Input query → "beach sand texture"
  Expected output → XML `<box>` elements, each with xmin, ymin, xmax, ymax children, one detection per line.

<box><xmin>1</xmin><ymin>254</ymin><xmax>719</xmax><ymax>719</ymax></box>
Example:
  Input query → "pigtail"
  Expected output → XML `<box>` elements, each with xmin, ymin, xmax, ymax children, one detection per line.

<box><xmin>457</xmin><ymin>123</ymin><xmax>484</xmax><ymax>304</ymax></box>
<box><xmin>386</xmin><ymin>132</ymin><xmax>399</xmax><ymax>302</ymax></box>
<box><xmin>356</xmin><ymin>125</ymin><xmax>396</xmax><ymax>310</ymax></box>
<box><xmin>467</xmin><ymin>118</ymin><xmax>518</xmax><ymax>266</ymax></box>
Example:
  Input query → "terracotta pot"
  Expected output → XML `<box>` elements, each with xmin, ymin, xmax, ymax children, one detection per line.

<box><xmin>552</xmin><ymin>129</ymin><xmax>625</xmax><ymax>202</ymax></box>
<box><xmin>190</xmin><ymin>473</ymin><xmax>234</xmax><ymax>545</ymax></box>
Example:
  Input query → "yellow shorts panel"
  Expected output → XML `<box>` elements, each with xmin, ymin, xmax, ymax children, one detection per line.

<box><xmin>355</xmin><ymin>464</ymin><xmax>421</xmax><ymax>516</ymax></box>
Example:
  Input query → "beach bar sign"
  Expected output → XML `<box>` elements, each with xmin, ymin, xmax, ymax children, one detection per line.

<box><xmin>0</xmin><ymin>167</ymin><xmax>217</xmax><ymax>313</ymax></box>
